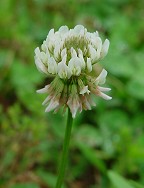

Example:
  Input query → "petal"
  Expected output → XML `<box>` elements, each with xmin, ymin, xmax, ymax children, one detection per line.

<box><xmin>78</xmin><ymin>48</ymin><xmax>83</xmax><ymax>56</ymax></box>
<box><xmin>80</xmin><ymin>86</ymin><xmax>90</xmax><ymax>95</ymax></box>
<box><xmin>48</xmin><ymin>57</ymin><xmax>58</xmax><ymax>74</ymax></box>
<box><xmin>101</xmin><ymin>39</ymin><xmax>110</xmax><ymax>59</ymax></box>
<box><xmin>36</xmin><ymin>85</ymin><xmax>50</xmax><ymax>93</ymax></box>
<box><xmin>34</xmin><ymin>47</ymin><xmax>47</xmax><ymax>74</ymax></box>
<box><xmin>59</xmin><ymin>25</ymin><xmax>69</xmax><ymax>34</ymax></box>
<box><xmin>40</xmin><ymin>52</ymin><xmax>48</xmax><ymax>64</ymax></box>
<box><xmin>45</xmin><ymin>100</ymin><xmax>59</xmax><ymax>112</ymax></box>
<box><xmin>54</xmin><ymin>41</ymin><xmax>62</xmax><ymax>60</ymax></box>
<box><xmin>78</xmin><ymin>49</ymin><xmax>85</xmax><ymax>69</ymax></box>
<box><xmin>42</xmin><ymin>95</ymin><xmax>52</xmax><ymax>105</ymax></box>
<box><xmin>41</xmin><ymin>40</ymin><xmax>47</xmax><ymax>52</ymax></box>
<box><xmin>98</xmin><ymin>92</ymin><xmax>112</xmax><ymax>100</ymax></box>
<box><xmin>71</xmin><ymin>47</ymin><xmax>77</xmax><ymax>58</ymax></box>
<box><xmin>61</xmin><ymin>48</ymin><xmax>67</xmax><ymax>59</ymax></box>
<box><xmin>87</xmin><ymin>95</ymin><xmax>96</xmax><ymax>107</ymax></box>
<box><xmin>98</xmin><ymin>86</ymin><xmax>111</xmax><ymax>92</ymax></box>
<box><xmin>45</xmin><ymin>29</ymin><xmax>55</xmax><ymax>50</ymax></box>
<box><xmin>34</xmin><ymin>47</ymin><xmax>41</xmax><ymax>56</ymax></box>
<box><xmin>34</xmin><ymin>56</ymin><xmax>47</xmax><ymax>74</ymax></box>
<box><xmin>74</xmin><ymin>25</ymin><xmax>85</xmax><ymax>34</ymax></box>
<box><xmin>88</xmin><ymin>45</ymin><xmax>97</xmax><ymax>61</ymax></box>
<box><xmin>95</xmin><ymin>85</ymin><xmax>112</xmax><ymax>100</ymax></box>
<box><xmin>95</xmin><ymin>69</ymin><xmax>107</xmax><ymax>85</ymax></box>
<box><xmin>68</xmin><ymin>57</ymin><xmax>81</xmax><ymax>76</ymax></box>
<box><xmin>67</xmin><ymin>97</ymin><xmax>80</xmax><ymax>118</ymax></box>
<box><xmin>58</xmin><ymin>57</ymin><xmax>71</xmax><ymax>79</ymax></box>
<box><xmin>96</xmin><ymin>37</ymin><xmax>102</xmax><ymax>48</ymax></box>
<box><xmin>82</xmin><ymin>95</ymin><xmax>91</xmax><ymax>110</ymax></box>
<box><xmin>94</xmin><ymin>31</ymin><xmax>99</xmax><ymax>37</ymax></box>
<box><xmin>95</xmin><ymin>37</ymin><xmax>102</xmax><ymax>57</ymax></box>
<box><xmin>67</xmin><ymin>84</ymin><xmax>80</xmax><ymax>118</ymax></box>
<box><xmin>86</xmin><ymin>58</ymin><xmax>92</xmax><ymax>72</ymax></box>
<box><xmin>47</xmin><ymin>28</ymin><xmax>55</xmax><ymax>39</ymax></box>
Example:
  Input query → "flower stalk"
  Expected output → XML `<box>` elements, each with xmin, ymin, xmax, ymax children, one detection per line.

<box><xmin>55</xmin><ymin>108</ymin><xmax>73</xmax><ymax>188</ymax></box>
<box><xmin>34</xmin><ymin>25</ymin><xmax>112</xmax><ymax>187</ymax></box>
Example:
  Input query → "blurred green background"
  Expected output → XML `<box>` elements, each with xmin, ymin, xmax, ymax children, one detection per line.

<box><xmin>0</xmin><ymin>0</ymin><xmax>144</xmax><ymax>188</ymax></box>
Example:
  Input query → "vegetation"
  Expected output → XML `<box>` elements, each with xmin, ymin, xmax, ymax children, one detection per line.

<box><xmin>0</xmin><ymin>0</ymin><xmax>144</xmax><ymax>187</ymax></box>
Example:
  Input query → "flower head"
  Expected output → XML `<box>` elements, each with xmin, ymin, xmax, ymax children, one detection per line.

<box><xmin>35</xmin><ymin>25</ymin><xmax>111</xmax><ymax>118</ymax></box>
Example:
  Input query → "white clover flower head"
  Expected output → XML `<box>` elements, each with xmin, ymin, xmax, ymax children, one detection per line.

<box><xmin>35</xmin><ymin>25</ymin><xmax>111</xmax><ymax>118</ymax></box>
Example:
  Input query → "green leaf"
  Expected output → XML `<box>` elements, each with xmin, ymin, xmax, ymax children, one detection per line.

<box><xmin>108</xmin><ymin>170</ymin><xmax>134</xmax><ymax>188</ymax></box>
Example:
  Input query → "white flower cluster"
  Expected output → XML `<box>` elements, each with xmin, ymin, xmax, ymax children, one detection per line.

<box><xmin>35</xmin><ymin>25</ymin><xmax>111</xmax><ymax>118</ymax></box>
<box><xmin>35</xmin><ymin>25</ymin><xmax>109</xmax><ymax>79</ymax></box>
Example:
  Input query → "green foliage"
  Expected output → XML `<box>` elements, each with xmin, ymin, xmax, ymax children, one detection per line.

<box><xmin>108</xmin><ymin>170</ymin><xmax>134</xmax><ymax>188</ymax></box>
<box><xmin>108</xmin><ymin>171</ymin><xmax>144</xmax><ymax>188</ymax></box>
<box><xmin>0</xmin><ymin>0</ymin><xmax>144</xmax><ymax>187</ymax></box>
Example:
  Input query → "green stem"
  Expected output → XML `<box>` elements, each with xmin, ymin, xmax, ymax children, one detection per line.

<box><xmin>55</xmin><ymin>108</ymin><xmax>73</xmax><ymax>188</ymax></box>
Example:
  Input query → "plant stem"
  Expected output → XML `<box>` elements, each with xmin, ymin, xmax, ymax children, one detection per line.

<box><xmin>55</xmin><ymin>108</ymin><xmax>73</xmax><ymax>188</ymax></box>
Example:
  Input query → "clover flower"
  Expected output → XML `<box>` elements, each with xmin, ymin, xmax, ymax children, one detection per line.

<box><xmin>34</xmin><ymin>25</ymin><xmax>112</xmax><ymax>118</ymax></box>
